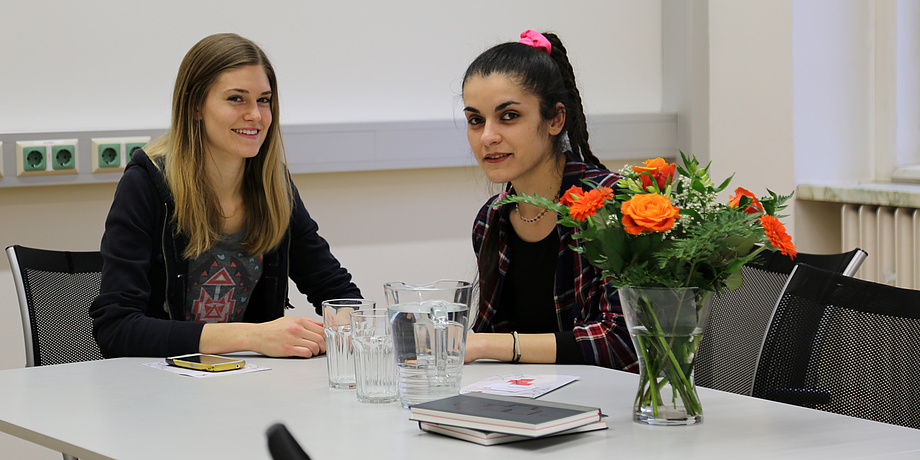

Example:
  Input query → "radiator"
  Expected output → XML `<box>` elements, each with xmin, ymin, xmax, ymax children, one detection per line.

<box><xmin>841</xmin><ymin>204</ymin><xmax>920</xmax><ymax>288</ymax></box>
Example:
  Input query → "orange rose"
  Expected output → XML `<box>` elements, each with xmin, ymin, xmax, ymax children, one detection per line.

<box><xmin>631</xmin><ymin>158</ymin><xmax>676</xmax><ymax>191</ymax></box>
<box><xmin>728</xmin><ymin>187</ymin><xmax>764</xmax><ymax>214</ymax></box>
<box><xmin>760</xmin><ymin>215</ymin><xmax>797</xmax><ymax>258</ymax></box>
<box><xmin>560</xmin><ymin>185</ymin><xmax>584</xmax><ymax>207</ymax></box>
<box><xmin>620</xmin><ymin>193</ymin><xmax>680</xmax><ymax>235</ymax></box>
<box><xmin>569</xmin><ymin>188</ymin><xmax>609</xmax><ymax>221</ymax></box>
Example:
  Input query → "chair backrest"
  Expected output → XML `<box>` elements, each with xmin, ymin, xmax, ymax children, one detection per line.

<box><xmin>6</xmin><ymin>245</ymin><xmax>104</xmax><ymax>367</ymax></box>
<box><xmin>694</xmin><ymin>247</ymin><xmax>867</xmax><ymax>395</ymax></box>
<box><xmin>266</xmin><ymin>423</ymin><xmax>312</xmax><ymax>460</ymax></box>
<box><xmin>751</xmin><ymin>263</ymin><xmax>920</xmax><ymax>429</ymax></box>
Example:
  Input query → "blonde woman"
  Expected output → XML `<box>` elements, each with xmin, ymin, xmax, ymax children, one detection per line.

<box><xmin>91</xmin><ymin>33</ymin><xmax>361</xmax><ymax>358</ymax></box>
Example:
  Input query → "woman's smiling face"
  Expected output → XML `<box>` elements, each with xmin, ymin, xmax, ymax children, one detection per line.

<box><xmin>199</xmin><ymin>64</ymin><xmax>273</xmax><ymax>164</ymax></box>
<box><xmin>463</xmin><ymin>73</ymin><xmax>564</xmax><ymax>186</ymax></box>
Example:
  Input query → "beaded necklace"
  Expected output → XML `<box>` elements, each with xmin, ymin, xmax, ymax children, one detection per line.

<box><xmin>513</xmin><ymin>192</ymin><xmax>559</xmax><ymax>223</ymax></box>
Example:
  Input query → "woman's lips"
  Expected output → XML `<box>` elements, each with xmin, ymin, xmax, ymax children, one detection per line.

<box><xmin>232</xmin><ymin>128</ymin><xmax>260</xmax><ymax>139</ymax></box>
<box><xmin>484</xmin><ymin>152</ymin><xmax>511</xmax><ymax>163</ymax></box>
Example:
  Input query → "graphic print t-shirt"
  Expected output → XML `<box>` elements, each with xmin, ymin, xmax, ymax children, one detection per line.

<box><xmin>184</xmin><ymin>230</ymin><xmax>263</xmax><ymax>323</ymax></box>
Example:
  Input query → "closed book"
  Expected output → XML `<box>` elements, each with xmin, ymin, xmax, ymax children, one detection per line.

<box><xmin>408</xmin><ymin>393</ymin><xmax>602</xmax><ymax>437</ymax></box>
<box><xmin>419</xmin><ymin>419</ymin><xmax>608</xmax><ymax>446</ymax></box>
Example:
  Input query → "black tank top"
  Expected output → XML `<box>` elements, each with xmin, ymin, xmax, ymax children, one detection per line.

<box><xmin>501</xmin><ymin>229</ymin><xmax>560</xmax><ymax>333</ymax></box>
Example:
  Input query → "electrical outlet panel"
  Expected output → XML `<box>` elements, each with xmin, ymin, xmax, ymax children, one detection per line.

<box><xmin>91</xmin><ymin>136</ymin><xmax>150</xmax><ymax>173</ymax></box>
<box><xmin>16</xmin><ymin>139</ymin><xmax>79</xmax><ymax>176</ymax></box>
<box><xmin>51</xmin><ymin>144</ymin><xmax>77</xmax><ymax>170</ymax></box>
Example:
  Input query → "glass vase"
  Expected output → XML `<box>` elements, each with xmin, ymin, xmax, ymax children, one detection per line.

<box><xmin>619</xmin><ymin>286</ymin><xmax>712</xmax><ymax>426</ymax></box>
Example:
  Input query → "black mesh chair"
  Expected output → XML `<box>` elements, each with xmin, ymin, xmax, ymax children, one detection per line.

<box><xmin>267</xmin><ymin>423</ymin><xmax>312</xmax><ymax>460</ymax></box>
<box><xmin>6</xmin><ymin>245</ymin><xmax>105</xmax><ymax>460</ymax></box>
<box><xmin>6</xmin><ymin>245</ymin><xmax>104</xmax><ymax>367</ymax></box>
<box><xmin>695</xmin><ymin>248</ymin><xmax>867</xmax><ymax>395</ymax></box>
<box><xmin>752</xmin><ymin>263</ymin><xmax>920</xmax><ymax>429</ymax></box>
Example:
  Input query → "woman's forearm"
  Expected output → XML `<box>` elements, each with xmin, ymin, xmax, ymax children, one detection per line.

<box><xmin>465</xmin><ymin>332</ymin><xmax>556</xmax><ymax>363</ymax></box>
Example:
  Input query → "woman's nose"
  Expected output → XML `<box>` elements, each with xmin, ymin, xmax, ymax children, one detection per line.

<box><xmin>243</xmin><ymin>102</ymin><xmax>262</xmax><ymax>121</ymax></box>
<box><xmin>481</xmin><ymin>121</ymin><xmax>501</xmax><ymax>146</ymax></box>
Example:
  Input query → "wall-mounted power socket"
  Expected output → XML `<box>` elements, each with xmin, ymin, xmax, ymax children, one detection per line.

<box><xmin>91</xmin><ymin>136</ymin><xmax>150</xmax><ymax>173</ymax></box>
<box><xmin>16</xmin><ymin>139</ymin><xmax>79</xmax><ymax>177</ymax></box>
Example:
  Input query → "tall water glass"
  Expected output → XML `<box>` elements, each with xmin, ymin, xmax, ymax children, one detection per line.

<box><xmin>350</xmin><ymin>309</ymin><xmax>399</xmax><ymax>403</ymax></box>
<box><xmin>385</xmin><ymin>280</ymin><xmax>472</xmax><ymax>408</ymax></box>
<box><xmin>323</xmin><ymin>298</ymin><xmax>375</xmax><ymax>389</ymax></box>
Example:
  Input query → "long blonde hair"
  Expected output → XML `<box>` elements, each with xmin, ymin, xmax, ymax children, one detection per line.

<box><xmin>146</xmin><ymin>33</ymin><xmax>291</xmax><ymax>259</ymax></box>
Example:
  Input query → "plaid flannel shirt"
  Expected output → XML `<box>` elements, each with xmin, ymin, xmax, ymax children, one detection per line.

<box><xmin>472</xmin><ymin>159</ymin><xmax>639</xmax><ymax>371</ymax></box>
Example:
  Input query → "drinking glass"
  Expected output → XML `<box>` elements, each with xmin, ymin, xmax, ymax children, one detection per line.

<box><xmin>350</xmin><ymin>309</ymin><xmax>399</xmax><ymax>403</ymax></box>
<box><xmin>322</xmin><ymin>298</ymin><xmax>375</xmax><ymax>389</ymax></box>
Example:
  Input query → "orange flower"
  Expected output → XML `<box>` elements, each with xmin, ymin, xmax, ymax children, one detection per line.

<box><xmin>620</xmin><ymin>193</ymin><xmax>681</xmax><ymax>235</ymax></box>
<box><xmin>728</xmin><ymin>187</ymin><xmax>764</xmax><ymax>214</ymax></box>
<box><xmin>569</xmin><ymin>188</ymin><xmax>609</xmax><ymax>221</ymax></box>
<box><xmin>760</xmin><ymin>214</ymin><xmax>797</xmax><ymax>258</ymax></box>
<box><xmin>560</xmin><ymin>186</ymin><xmax>584</xmax><ymax>207</ymax></box>
<box><xmin>631</xmin><ymin>158</ymin><xmax>677</xmax><ymax>191</ymax></box>
<box><xmin>598</xmin><ymin>186</ymin><xmax>615</xmax><ymax>200</ymax></box>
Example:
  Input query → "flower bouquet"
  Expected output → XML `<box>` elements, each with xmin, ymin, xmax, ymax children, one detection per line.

<box><xmin>496</xmin><ymin>151</ymin><xmax>795</xmax><ymax>425</ymax></box>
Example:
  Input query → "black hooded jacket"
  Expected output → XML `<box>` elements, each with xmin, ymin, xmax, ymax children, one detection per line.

<box><xmin>90</xmin><ymin>151</ymin><xmax>361</xmax><ymax>357</ymax></box>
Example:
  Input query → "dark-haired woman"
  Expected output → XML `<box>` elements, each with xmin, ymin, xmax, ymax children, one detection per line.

<box><xmin>90</xmin><ymin>33</ymin><xmax>361</xmax><ymax>358</ymax></box>
<box><xmin>463</xmin><ymin>30</ymin><xmax>636</xmax><ymax>370</ymax></box>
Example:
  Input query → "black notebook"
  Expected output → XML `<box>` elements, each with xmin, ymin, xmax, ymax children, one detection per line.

<box><xmin>408</xmin><ymin>393</ymin><xmax>602</xmax><ymax>437</ymax></box>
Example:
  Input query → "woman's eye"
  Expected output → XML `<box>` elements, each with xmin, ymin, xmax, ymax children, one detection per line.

<box><xmin>467</xmin><ymin>116</ymin><xmax>483</xmax><ymax>126</ymax></box>
<box><xmin>501</xmin><ymin>112</ymin><xmax>519</xmax><ymax>121</ymax></box>
<box><xmin>227</xmin><ymin>95</ymin><xmax>244</xmax><ymax>102</ymax></box>
<box><xmin>258</xmin><ymin>97</ymin><xmax>272</xmax><ymax>105</ymax></box>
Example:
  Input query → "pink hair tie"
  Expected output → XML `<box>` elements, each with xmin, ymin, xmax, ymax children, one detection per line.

<box><xmin>519</xmin><ymin>29</ymin><xmax>551</xmax><ymax>55</ymax></box>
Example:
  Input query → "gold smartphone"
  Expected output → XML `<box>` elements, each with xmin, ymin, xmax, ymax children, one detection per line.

<box><xmin>166</xmin><ymin>353</ymin><xmax>245</xmax><ymax>372</ymax></box>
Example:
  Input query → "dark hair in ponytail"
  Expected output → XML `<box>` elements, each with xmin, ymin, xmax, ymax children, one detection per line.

<box><xmin>464</xmin><ymin>32</ymin><xmax>604</xmax><ymax>314</ymax></box>
<box><xmin>461</xmin><ymin>32</ymin><xmax>605</xmax><ymax>168</ymax></box>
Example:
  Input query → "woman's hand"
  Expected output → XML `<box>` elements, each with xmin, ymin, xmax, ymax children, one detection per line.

<box><xmin>200</xmin><ymin>317</ymin><xmax>326</xmax><ymax>358</ymax></box>
<box><xmin>250</xmin><ymin>317</ymin><xmax>327</xmax><ymax>358</ymax></box>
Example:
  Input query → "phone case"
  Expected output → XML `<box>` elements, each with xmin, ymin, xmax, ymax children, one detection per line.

<box><xmin>166</xmin><ymin>354</ymin><xmax>245</xmax><ymax>372</ymax></box>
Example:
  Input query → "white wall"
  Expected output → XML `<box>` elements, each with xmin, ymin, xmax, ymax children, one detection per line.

<box><xmin>2</xmin><ymin>0</ymin><xmax>662</xmax><ymax>132</ymax></box>
<box><xmin>793</xmin><ymin>0</ymin><xmax>873</xmax><ymax>184</ymax></box>
<box><xmin>0</xmin><ymin>2</ymin><xmax>662</xmax><ymax>457</ymax></box>
<box><xmin>897</xmin><ymin>0</ymin><xmax>920</xmax><ymax>168</ymax></box>
<box><xmin>708</xmin><ymin>1</ymin><xmax>795</xmax><ymax>208</ymax></box>
<box><xmin>664</xmin><ymin>0</ymin><xmax>797</xmax><ymax>227</ymax></box>
<box><xmin>791</xmin><ymin>0</ymin><xmax>873</xmax><ymax>253</ymax></box>
<box><xmin>791</xmin><ymin>1</ymin><xmax>885</xmax><ymax>253</ymax></box>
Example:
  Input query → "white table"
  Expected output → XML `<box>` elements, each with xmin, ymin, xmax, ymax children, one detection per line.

<box><xmin>0</xmin><ymin>356</ymin><xmax>919</xmax><ymax>459</ymax></box>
